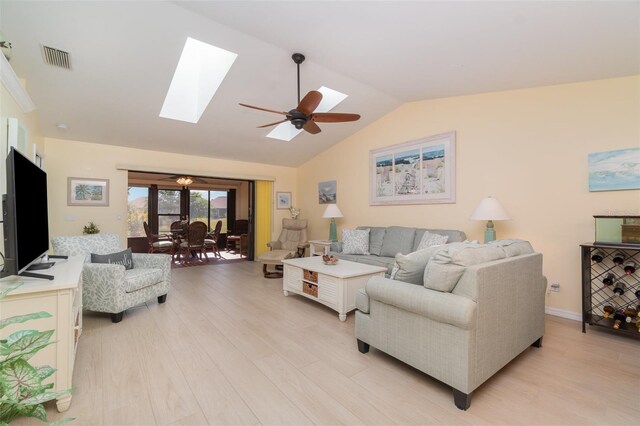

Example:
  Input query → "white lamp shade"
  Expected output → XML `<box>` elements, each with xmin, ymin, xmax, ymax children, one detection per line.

<box><xmin>470</xmin><ymin>197</ymin><xmax>511</xmax><ymax>221</ymax></box>
<box><xmin>322</xmin><ymin>204</ymin><xmax>343</xmax><ymax>219</ymax></box>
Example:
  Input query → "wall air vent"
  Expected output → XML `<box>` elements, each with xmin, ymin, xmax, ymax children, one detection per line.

<box><xmin>41</xmin><ymin>45</ymin><xmax>71</xmax><ymax>70</ymax></box>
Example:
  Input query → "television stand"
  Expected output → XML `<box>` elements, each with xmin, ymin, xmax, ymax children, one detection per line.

<box><xmin>27</xmin><ymin>262</ymin><xmax>55</xmax><ymax>270</ymax></box>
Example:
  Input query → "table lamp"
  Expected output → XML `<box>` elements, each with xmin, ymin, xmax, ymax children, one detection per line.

<box><xmin>322</xmin><ymin>204</ymin><xmax>343</xmax><ymax>242</ymax></box>
<box><xmin>470</xmin><ymin>196</ymin><xmax>511</xmax><ymax>243</ymax></box>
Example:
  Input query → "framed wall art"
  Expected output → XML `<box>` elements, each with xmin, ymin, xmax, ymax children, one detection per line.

<box><xmin>276</xmin><ymin>192</ymin><xmax>292</xmax><ymax>209</ymax></box>
<box><xmin>68</xmin><ymin>177</ymin><xmax>110</xmax><ymax>206</ymax></box>
<box><xmin>588</xmin><ymin>147</ymin><xmax>640</xmax><ymax>191</ymax></box>
<box><xmin>370</xmin><ymin>131</ymin><xmax>456</xmax><ymax>205</ymax></box>
<box><xmin>318</xmin><ymin>180</ymin><xmax>337</xmax><ymax>204</ymax></box>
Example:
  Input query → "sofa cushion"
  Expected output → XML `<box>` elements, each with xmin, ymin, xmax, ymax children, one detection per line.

<box><xmin>52</xmin><ymin>233</ymin><xmax>122</xmax><ymax>258</ymax></box>
<box><xmin>124</xmin><ymin>267</ymin><xmax>164</xmax><ymax>293</ymax></box>
<box><xmin>412</xmin><ymin>229</ymin><xmax>467</xmax><ymax>251</ymax></box>
<box><xmin>380</xmin><ymin>226</ymin><xmax>416</xmax><ymax>257</ymax></box>
<box><xmin>488</xmin><ymin>239</ymin><xmax>534</xmax><ymax>257</ymax></box>
<box><xmin>362</xmin><ymin>227</ymin><xmax>387</xmax><ymax>256</ymax></box>
<box><xmin>416</xmin><ymin>231</ymin><xmax>449</xmax><ymax>250</ymax></box>
<box><xmin>91</xmin><ymin>248</ymin><xmax>134</xmax><ymax>270</ymax></box>
<box><xmin>424</xmin><ymin>244</ymin><xmax>506</xmax><ymax>292</ymax></box>
<box><xmin>342</xmin><ymin>229</ymin><xmax>370</xmax><ymax>255</ymax></box>
<box><xmin>390</xmin><ymin>245</ymin><xmax>443</xmax><ymax>285</ymax></box>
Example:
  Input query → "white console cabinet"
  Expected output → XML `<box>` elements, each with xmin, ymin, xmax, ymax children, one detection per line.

<box><xmin>0</xmin><ymin>255</ymin><xmax>84</xmax><ymax>412</ymax></box>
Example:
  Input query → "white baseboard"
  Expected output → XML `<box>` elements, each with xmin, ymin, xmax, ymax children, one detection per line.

<box><xmin>545</xmin><ymin>306</ymin><xmax>581</xmax><ymax>322</ymax></box>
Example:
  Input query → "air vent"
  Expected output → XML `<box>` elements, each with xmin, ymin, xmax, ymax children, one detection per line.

<box><xmin>41</xmin><ymin>45</ymin><xmax>71</xmax><ymax>69</ymax></box>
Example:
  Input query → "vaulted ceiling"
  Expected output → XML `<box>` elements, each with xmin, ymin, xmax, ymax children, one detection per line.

<box><xmin>2</xmin><ymin>1</ymin><xmax>638</xmax><ymax>167</ymax></box>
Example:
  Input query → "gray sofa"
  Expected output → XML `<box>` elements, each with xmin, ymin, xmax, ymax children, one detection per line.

<box><xmin>330</xmin><ymin>226</ymin><xmax>467</xmax><ymax>275</ymax></box>
<box><xmin>355</xmin><ymin>240</ymin><xmax>545</xmax><ymax>410</ymax></box>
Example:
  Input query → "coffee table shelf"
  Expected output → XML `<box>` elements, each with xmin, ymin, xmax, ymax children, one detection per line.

<box><xmin>282</xmin><ymin>256</ymin><xmax>386</xmax><ymax>321</ymax></box>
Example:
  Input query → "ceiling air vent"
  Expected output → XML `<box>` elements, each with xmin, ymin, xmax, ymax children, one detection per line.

<box><xmin>41</xmin><ymin>45</ymin><xmax>71</xmax><ymax>70</ymax></box>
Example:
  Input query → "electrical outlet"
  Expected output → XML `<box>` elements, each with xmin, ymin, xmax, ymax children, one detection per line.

<box><xmin>550</xmin><ymin>283</ymin><xmax>560</xmax><ymax>292</ymax></box>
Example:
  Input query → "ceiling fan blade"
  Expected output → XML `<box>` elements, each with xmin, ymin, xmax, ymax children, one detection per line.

<box><xmin>257</xmin><ymin>119</ymin><xmax>288</xmax><ymax>128</ymax></box>
<box><xmin>239</xmin><ymin>103</ymin><xmax>289</xmax><ymax>116</ymax></box>
<box><xmin>297</xmin><ymin>90</ymin><xmax>323</xmax><ymax>115</ymax></box>
<box><xmin>311</xmin><ymin>112</ymin><xmax>361</xmax><ymax>123</ymax></box>
<box><xmin>303</xmin><ymin>120</ymin><xmax>321</xmax><ymax>134</ymax></box>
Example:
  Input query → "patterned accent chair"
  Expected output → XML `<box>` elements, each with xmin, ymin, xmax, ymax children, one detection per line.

<box><xmin>51</xmin><ymin>233</ymin><xmax>171</xmax><ymax>323</ymax></box>
<box><xmin>258</xmin><ymin>219</ymin><xmax>309</xmax><ymax>278</ymax></box>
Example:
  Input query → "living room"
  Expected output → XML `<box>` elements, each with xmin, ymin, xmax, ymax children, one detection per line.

<box><xmin>1</xmin><ymin>1</ymin><xmax>639</xmax><ymax>424</ymax></box>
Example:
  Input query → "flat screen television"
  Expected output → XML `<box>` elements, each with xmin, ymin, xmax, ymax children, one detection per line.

<box><xmin>1</xmin><ymin>147</ymin><xmax>51</xmax><ymax>278</ymax></box>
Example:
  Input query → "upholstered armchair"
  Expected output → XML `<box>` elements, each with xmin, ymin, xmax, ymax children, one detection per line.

<box><xmin>258</xmin><ymin>218</ymin><xmax>309</xmax><ymax>278</ymax></box>
<box><xmin>51</xmin><ymin>233</ymin><xmax>171</xmax><ymax>323</ymax></box>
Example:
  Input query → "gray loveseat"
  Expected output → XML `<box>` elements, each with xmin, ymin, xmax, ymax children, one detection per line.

<box><xmin>330</xmin><ymin>226</ymin><xmax>467</xmax><ymax>275</ymax></box>
<box><xmin>355</xmin><ymin>240</ymin><xmax>545</xmax><ymax>410</ymax></box>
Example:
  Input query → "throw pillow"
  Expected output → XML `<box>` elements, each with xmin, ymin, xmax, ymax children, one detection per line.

<box><xmin>416</xmin><ymin>231</ymin><xmax>449</xmax><ymax>250</ymax></box>
<box><xmin>342</xmin><ymin>229</ymin><xmax>370</xmax><ymax>255</ymax></box>
<box><xmin>488</xmin><ymin>239</ymin><xmax>534</xmax><ymax>257</ymax></box>
<box><xmin>423</xmin><ymin>243</ymin><xmax>505</xmax><ymax>292</ymax></box>
<box><xmin>390</xmin><ymin>245</ymin><xmax>443</xmax><ymax>285</ymax></box>
<box><xmin>367</xmin><ymin>227</ymin><xmax>387</xmax><ymax>256</ymax></box>
<box><xmin>91</xmin><ymin>248</ymin><xmax>134</xmax><ymax>270</ymax></box>
<box><xmin>380</xmin><ymin>226</ymin><xmax>417</xmax><ymax>257</ymax></box>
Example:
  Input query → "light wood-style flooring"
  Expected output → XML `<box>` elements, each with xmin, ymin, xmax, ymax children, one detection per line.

<box><xmin>15</xmin><ymin>261</ymin><xmax>640</xmax><ymax>425</ymax></box>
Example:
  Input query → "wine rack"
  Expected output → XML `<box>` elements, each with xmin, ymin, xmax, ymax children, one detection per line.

<box><xmin>581</xmin><ymin>243</ymin><xmax>640</xmax><ymax>339</ymax></box>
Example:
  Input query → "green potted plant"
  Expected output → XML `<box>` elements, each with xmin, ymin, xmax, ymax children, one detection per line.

<box><xmin>0</xmin><ymin>283</ymin><xmax>73</xmax><ymax>424</ymax></box>
<box><xmin>82</xmin><ymin>222</ymin><xmax>100</xmax><ymax>235</ymax></box>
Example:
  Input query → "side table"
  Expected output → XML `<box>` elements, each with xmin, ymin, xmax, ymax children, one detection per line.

<box><xmin>309</xmin><ymin>240</ymin><xmax>332</xmax><ymax>257</ymax></box>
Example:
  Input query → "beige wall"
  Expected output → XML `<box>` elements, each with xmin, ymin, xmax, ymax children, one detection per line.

<box><xmin>298</xmin><ymin>76</ymin><xmax>640</xmax><ymax>315</ymax></box>
<box><xmin>44</xmin><ymin>138</ymin><xmax>297</xmax><ymax>243</ymax></box>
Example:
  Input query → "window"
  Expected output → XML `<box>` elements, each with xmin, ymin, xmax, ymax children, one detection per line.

<box><xmin>190</xmin><ymin>190</ymin><xmax>227</xmax><ymax>232</ymax></box>
<box><xmin>158</xmin><ymin>189</ymin><xmax>181</xmax><ymax>233</ymax></box>
<box><xmin>127</xmin><ymin>186</ymin><xmax>149</xmax><ymax>237</ymax></box>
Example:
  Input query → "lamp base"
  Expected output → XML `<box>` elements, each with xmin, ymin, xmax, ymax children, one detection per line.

<box><xmin>329</xmin><ymin>219</ymin><xmax>338</xmax><ymax>242</ymax></box>
<box><xmin>484</xmin><ymin>220</ymin><xmax>496</xmax><ymax>243</ymax></box>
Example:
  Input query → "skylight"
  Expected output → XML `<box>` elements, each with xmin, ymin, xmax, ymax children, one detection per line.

<box><xmin>160</xmin><ymin>37</ymin><xmax>237</xmax><ymax>123</ymax></box>
<box><xmin>266</xmin><ymin>86</ymin><xmax>348</xmax><ymax>141</ymax></box>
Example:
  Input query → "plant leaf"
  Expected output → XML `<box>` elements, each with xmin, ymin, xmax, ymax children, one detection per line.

<box><xmin>0</xmin><ymin>283</ymin><xmax>22</xmax><ymax>299</ymax></box>
<box><xmin>20</xmin><ymin>389</ymin><xmax>71</xmax><ymax>406</ymax></box>
<box><xmin>0</xmin><ymin>358</ymin><xmax>40</xmax><ymax>401</ymax></box>
<box><xmin>24</xmin><ymin>403</ymin><xmax>47</xmax><ymax>421</ymax></box>
<box><xmin>36</xmin><ymin>365</ymin><xmax>56</xmax><ymax>381</ymax></box>
<box><xmin>0</xmin><ymin>330</ymin><xmax>53</xmax><ymax>357</ymax></box>
<box><xmin>0</xmin><ymin>312</ymin><xmax>51</xmax><ymax>330</ymax></box>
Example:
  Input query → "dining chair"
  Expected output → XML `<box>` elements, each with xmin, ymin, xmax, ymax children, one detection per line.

<box><xmin>205</xmin><ymin>220</ymin><xmax>223</xmax><ymax>259</ymax></box>
<box><xmin>143</xmin><ymin>221</ymin><xmax>174</xmax><ymax>254</ymax></box>
<box><xmin>178</xmin><ymin>221</ymin><xmax>208</xmax><ymax>264</ymax></box>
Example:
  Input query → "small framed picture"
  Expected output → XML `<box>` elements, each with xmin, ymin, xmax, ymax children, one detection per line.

<box><xmin>68</xmin><ymin>177</ymin><xmax>110</xmax><ymax>206</ymax></box>
<box><xmin>276</xmin><ymin>192</ymin><xmax>292</xmax><ymax>209</ymax></box>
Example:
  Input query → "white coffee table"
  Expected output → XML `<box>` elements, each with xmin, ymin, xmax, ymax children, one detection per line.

<box><xmin>282</xmin><ymin>256</ymin><xmax>386</xmax><ymax>321</ymax></box>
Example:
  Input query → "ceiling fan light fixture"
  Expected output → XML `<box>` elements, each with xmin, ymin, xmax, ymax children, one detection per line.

<box><xmin>176</xmin><ymin>176</ymin><xmax>193</xmax><ymax>186</ymax></box>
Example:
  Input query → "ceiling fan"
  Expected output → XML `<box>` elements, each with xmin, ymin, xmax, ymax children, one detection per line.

<box><xmin>239</xmin><ymin>53</ymin><xmax>360</xmax><ymax>135</ymax></box>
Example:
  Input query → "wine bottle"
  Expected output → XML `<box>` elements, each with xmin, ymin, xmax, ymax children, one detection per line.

<box><xmin>613</xmin><ymin>281</ymin><xmax>626</xmax><ymax>296</ymax></box>
<box><xmin>613</xmin><ymin>310</ymin><xmax>626</xmax><ymax>329</ymax></box>
<box><xmin>602</xmin><ymin>305</ymin><xmax>615</xmax><ymax>318</ymax></box>
<box><xmin>612</xmin><ymin>253</ymin><xmax>626</xmax><ymax>266</ymax></box>
<box><xmin>603</xmin><ymin>273</ymin><xmax>616</xmax><ymax>286</ymax></box>
<box><xmin>635</xmin><ymin>318</ymin><xmax>640</xmax><ymax>333</ymax></box>
<box><xmin>624</xmin><ymin>308</ymin><xmax>638</xmax><ymax>323</ymax></box>
<box><xmin>591</xmin><ymin>251</ymin><xmax>604</xmax><ymax>263</ymax></box>
<box><xmin>623</xmin><ymin>261</ymin><xmax>636</xmax><ymax>275</ymax></box>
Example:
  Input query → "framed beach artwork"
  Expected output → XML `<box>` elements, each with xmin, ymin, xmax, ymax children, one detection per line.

<box><xmin>276</xmin><ymin>192</ymin><xmax>292</xmax><ymax>209</ymax></box>
<box><xmin>68</xmin><ymin>177</ymin><xmax>110</xmax><ymax>206</ymax></box>
<box><xmin>588</xmin><ymin>147</ymin><xmax>640</xmax><ymax>192</ymax></box>
<box><xmin>370</xmin><ymin>131</ymin><xmax>456</xmax><ymax>205</ymax></box>
<box><xmin>318</xmin><ymin>181</ymin><xmax>337</xmax><ymax>204</ymax></box>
